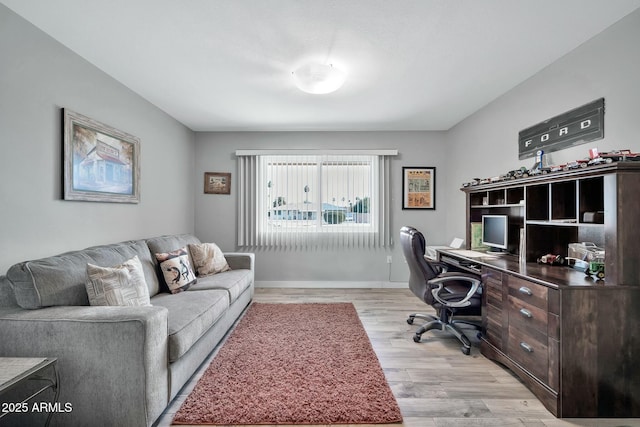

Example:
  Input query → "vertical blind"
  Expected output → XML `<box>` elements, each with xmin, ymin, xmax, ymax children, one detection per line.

<box><xmin>236</xmin><ymin>149</ymin><xmax>397</xmax><ymax>248</ymax></box>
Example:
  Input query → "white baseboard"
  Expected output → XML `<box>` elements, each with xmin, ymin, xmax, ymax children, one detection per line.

<box><xmin>255</xmin><ymin>281</ymin><xmax>408</xmax><ymax>289</ymax></box>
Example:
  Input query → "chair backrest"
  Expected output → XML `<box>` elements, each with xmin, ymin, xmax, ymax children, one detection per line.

<box><xmin>400</xmin><ymin>226</ymin><xmax>441</xmax><ymax>304</ymax></box>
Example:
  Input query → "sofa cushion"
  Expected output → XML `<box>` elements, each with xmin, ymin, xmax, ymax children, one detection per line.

<box><xmin>188</xmin><ymin>269</ymin><xmax>252</xmax><ymax>303</ymax></box>
<box><xmin>155</xmin><ymin>248</ymin><xmax>197</xmax><ymax>294</ymax></box>
<box><xmin>151</xmin><ymin>289</ymin><xmax>229</xmax><ymax>362</ymax></box>
<box><xmin>86</xmin><ymin>256</ymin><xmax>151</xmax><ymax>306</ymax></box>
<box><xmin>0</xmin><ymin>276</ymin><xmax>18</xmax><ymax>308</ymax></box>
<box><xmin>146</xmin><ymin>234</ymin><xmax>201</xmax><ymax>267</ymax></box>
<box><xmin>6</xmin><ymin>240</ymin><xmax>159</xmax><ymax>309</ymax></box>
<box><xmin>188</xmin><ymin>242</ymin><xmax>231</xmax><ymax>276</ymax></box>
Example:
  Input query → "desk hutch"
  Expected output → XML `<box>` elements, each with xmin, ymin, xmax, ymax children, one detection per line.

<box><xmin>444</xmin><ymin>162</ymin><xmax>640</xmax><ymax>417</ymax></box>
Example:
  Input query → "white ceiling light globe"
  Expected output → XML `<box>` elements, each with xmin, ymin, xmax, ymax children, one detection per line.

<box><xmin>292</xmin><ymin>63</ymin><xmax>347</xmax><ymax>94</ymax></box>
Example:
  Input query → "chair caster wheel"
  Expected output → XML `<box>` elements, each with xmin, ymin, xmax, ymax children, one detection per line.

<box><xmin>461</xmin><ymin>346</ymin><xmax>471</xmax><ymax>355</ymax></box>
<box><xmin>407</xmin><ymin>317</ymin><xmax>414</xmax><ymax>325</ymax></box>
<box><xmin>477</xmin><ymin>331</ymin><xmax>483</xmax><ymax>339</ymax></box>
<box><xmin>413</xmin><ymin>334</ymin><xmax>421</xmax><ymax>343</ymax></box>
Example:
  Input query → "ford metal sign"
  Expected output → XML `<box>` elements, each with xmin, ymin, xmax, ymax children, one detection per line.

<box><xmin>519</xmin><ymin>98</ymin><xmax>604</xmax><ymax>159</ymax></box>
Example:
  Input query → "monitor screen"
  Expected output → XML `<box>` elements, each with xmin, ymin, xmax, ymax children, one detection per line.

<box><xmin>482</xmin><ymin>215</ymin><xmax>508</xmax><ymax>250</ymax></box>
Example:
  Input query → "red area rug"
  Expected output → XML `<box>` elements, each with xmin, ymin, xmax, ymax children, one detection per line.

<box><xmin>172</xmin><ymin>302</ymin><xmax>402</xmax><ymax>425</ymax></box>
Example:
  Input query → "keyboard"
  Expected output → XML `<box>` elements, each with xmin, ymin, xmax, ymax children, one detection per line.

<box><xmin>447</xmin><ymin>249</ymin><xmax>496</xmax><ymax>259</ymax></box>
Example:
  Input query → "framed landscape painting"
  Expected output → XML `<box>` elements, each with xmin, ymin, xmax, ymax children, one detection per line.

<box><xmin>402</xmin><ymin>166</ymin><xmax>435</xmax><ymax>210</ymax></box>
<box><xmin>63</xmin><ymin>109</ymin><xmax>140</xmax><ymax>203</ymax></box>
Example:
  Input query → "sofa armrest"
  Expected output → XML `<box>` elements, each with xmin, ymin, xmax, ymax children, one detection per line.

<box><xmin>224</xmin><ymin>252</ymin><xmax>254</xmax><ymax>271</ymax></box>
<box><xmin>0</xmin><ymin>305</ymin><xmax>169</xmax><ymax>427</ymax></box>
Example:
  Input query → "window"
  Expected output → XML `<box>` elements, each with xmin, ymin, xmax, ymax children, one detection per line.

<box><xmin>237</xmin><ymin>150</ymin><xmax>396</xmax><ymax>248</ymax></box>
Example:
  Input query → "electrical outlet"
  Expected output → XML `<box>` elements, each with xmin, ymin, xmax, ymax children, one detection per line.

<box><xmin>386</xmin><ymin>255</ymin><xmax>392</xmax><ymax>264</ymax></box>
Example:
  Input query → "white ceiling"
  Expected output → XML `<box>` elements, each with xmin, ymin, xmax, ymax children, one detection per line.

<box><xmin>3</xmin><ymin>0</ymin><xmax>640</xmax><ymax>131</ymax></box>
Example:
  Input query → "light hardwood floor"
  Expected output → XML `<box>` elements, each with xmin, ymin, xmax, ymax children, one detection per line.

<box><xmin>156</xmin><ymin>288</ymin><xmax>639</xmax><ymax>427</ymax></box>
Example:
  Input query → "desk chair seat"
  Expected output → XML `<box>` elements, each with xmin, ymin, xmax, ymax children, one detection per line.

<box><xmin>400</xmin><ymin>226</ymin><xmax>482</xmax><ymax>355</ymax></box>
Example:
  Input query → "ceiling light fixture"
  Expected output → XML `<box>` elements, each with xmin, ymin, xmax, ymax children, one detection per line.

<box><xmin>292</xmin><ymin>62</ymin><xmax>346</xmax><ymax>95</ymax></box>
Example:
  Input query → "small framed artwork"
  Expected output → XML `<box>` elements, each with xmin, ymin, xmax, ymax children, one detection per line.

<box><xmin>63</xmin><ymin>109</ymin><xmax>140</xmax><ymax>203</ymax></box>
<box><xmin>402</xmin><ymin>166</ymin><xmax>436</xmax><ymax>210</ymax></box>
<box><xmin>204</xmin><ymin>172</ymin><xmax>231</xmax><ymax>194</ymax></box>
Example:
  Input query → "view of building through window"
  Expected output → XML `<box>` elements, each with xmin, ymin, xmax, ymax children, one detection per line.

<box><xmin>260</xmin><ymin>155</ymin><xmax>376</xmax><ymax>229</ymax></box>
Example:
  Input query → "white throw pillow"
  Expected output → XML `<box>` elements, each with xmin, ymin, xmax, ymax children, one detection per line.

<box><xmin>85</xmin><ymin>255</ymin><xmax>151</xmax><ymax>306</ymax></box>
<box><xmin>188</xmin><ymin>242</ymin><xmax>231</xmax><ymax>277</ymax></box>
<box><xmin>155</xmin><ymin>247</ymin><xmax>197</xmax><ymax>293</ymax></box>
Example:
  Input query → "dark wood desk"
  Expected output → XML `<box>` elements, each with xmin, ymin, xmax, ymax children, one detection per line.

<box><xmin>439</xmin><ymin>249</ymin><xmax>640</xmax><ymax>418</ymax></box>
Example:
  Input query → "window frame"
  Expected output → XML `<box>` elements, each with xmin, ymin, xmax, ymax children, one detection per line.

<box><xmin>236</xmin><ymin>149</ymin><xmax>397</xmax><ymax>248</ymax></box>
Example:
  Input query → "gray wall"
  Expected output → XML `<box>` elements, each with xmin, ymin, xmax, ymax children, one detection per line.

<box><xmin>445</xmin><ymin>8</ymin><xmax>640</xmax><ymax>241</ymax></box>
<box><xmin>3</xmin><ymin>3</ymin><xmax>640</xmax><ymax>286</ymax></box>
<box><xmin>0</xmin><ymin>5</ymin><xmax>196</xmax><ymax>273</ymax></box>
<box><xmin>194</xmin><ymin>131</ymin><xmax>452</xmax><ymax>283</ymax></box>
<box><xmin>195</xmin><ymin>9</ymin><xmax>640</xmax><ymax>285</ymax></box>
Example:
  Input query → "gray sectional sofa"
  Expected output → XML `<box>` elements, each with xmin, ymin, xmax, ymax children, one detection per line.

<box><xmin>0</xmin><ymin>234</ymin><xmax>254</xmax><ymax>427</ymax></box>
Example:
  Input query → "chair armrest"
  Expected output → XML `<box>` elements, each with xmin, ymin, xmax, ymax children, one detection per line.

<box><xmin>428</xmin><ymin>261</ymin><xmax>449</xmax><ymax>274</ymax></box>
<box><xmin>224</xmin><ymin>252</ymin><xmax>255</xmax><ymax>271</ymax></box>
<box><xmin>428</xmin><ymin>272</ymin><xmax>482</xmax><ymax>308</ymax></box>
<box><xmin>0</xmin><ymin>305</ymin><xmax>169</xmax><ymax>427</ymax></box>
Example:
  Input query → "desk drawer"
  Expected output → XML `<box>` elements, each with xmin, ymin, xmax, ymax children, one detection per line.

<box><xmin>508</xmin><ymin>275</ymin><xmax>548</xmax><ymax>310</ymax></box>
<box><xmin>508</xmin><ymin>295</ymin><xmax>547</xmax><ymax>334</ymax></box>
<box><xmin>508</xmin><ymin>325</ymin><xmax>548</xmax><ymax>383</ymax></box>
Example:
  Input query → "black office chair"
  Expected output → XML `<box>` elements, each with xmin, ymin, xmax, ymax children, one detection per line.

<box><xmin>400</xmin><ymin>226</ymin><xmax>482</xmax><ymax>355</ymax></box>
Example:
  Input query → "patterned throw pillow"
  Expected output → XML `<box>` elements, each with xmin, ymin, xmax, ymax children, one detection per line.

<box><xmin>85</xmin><ymin>255</ymin><xmax>151</xmax><ymax>306</ymax></box>
<box><xmin>188</xmin><ymin>242</ymin><xmax>231</xmax><ymax>277</ymax></box>
<box><xmin>155</xmin><ymin>247</ymin><xmax>197</xmax><ymax>294</ymax></box>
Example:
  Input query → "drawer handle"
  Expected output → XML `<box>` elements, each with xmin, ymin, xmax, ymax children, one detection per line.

<box><xmin>519</xmin><ymin>308</ymin><xmax>533</xmax><ymax>318</ymax></box>
<box><xmin>518</xmin><ymin>286</ymin><xmax>533</xmax><ymax>296</ymax></box>
<box><xmin>520</xmin><ymin>342</ymin><xmax>534</xmax><ymax>353</ymax></box>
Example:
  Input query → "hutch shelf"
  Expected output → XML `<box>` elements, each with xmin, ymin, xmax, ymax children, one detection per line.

<box><xmin>458</xmin><ymin>162</ymin><xmax>640</xmax><ymax>417</ymax></box>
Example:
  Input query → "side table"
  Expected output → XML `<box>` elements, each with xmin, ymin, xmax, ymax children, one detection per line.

<box><xmin>0</xmin><ymin>357</ymin><xmax>59</xmax><ymax>426</ymax></box>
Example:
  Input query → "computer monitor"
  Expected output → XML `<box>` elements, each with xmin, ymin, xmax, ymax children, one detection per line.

<box><xmin>482</xmin><ymin>215</ymin><xmax>508</xmax><ymax>251</ymax></box>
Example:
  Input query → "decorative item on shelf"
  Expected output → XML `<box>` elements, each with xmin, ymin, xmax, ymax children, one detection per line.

<box><xmin>587</xmin><ymin>148</ymin><xmax>640</xmax><ymax>166</ymax></box>
<box><xmin>562</xmin><ymin>159</ymin><xmax>589</xmax><ymax>170</ymax></box>
<box><xmin>566</xmin><ymin>257</ymin><xmax>589</xmax><ymax>272</ymax></box>
<box><xmin>587</xmin><ymin>258</ymin><xmax>605</xmax><ymax>280</ymax></box>
<box><xmin>507</xmin><ymin>167</ymin><xmax>528</xmax><ymax>179</ymax></box>
<box><xmin>598</xmin><ymin>149</ymin><xmax>640</xmax><ymax>162</ymax></box>
<box><xmin>583</xmin><ymin>211</ymin><xmax>604</xmax><ymax>223</ymax></box>
<box><xmin>536</xmin><ymin>253</ymin><xmax>566</xmax><ymax>266</ymax></box>
<box><xmin>587</xmin><ymin>151</ymin><xmax>613</xmax><ymax>166</ymax></box>
<box><xmin>568</xmin><ymin>242</ymin><xmax>604</xmax><ymax>262</ymax></box>
<box><xmin>527</xmin><ymin>150</ymin><xmax>551</xmax><ymax>176</ymax></box>
<box><xmin>470</xmin><ymin>222</ymin><xmax>486</xmax><ymax>251</ymax></box>
<box><xmin>567</xmin><ymin>242</ymin><xmax>606</xmax><ymax>280</ymax></box>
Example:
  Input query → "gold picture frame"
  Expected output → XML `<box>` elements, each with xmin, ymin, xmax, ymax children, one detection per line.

<box><xmin>204</xmin><ymin>172</ymin><xmax>231</xmax><ymax>194</ymax></box>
